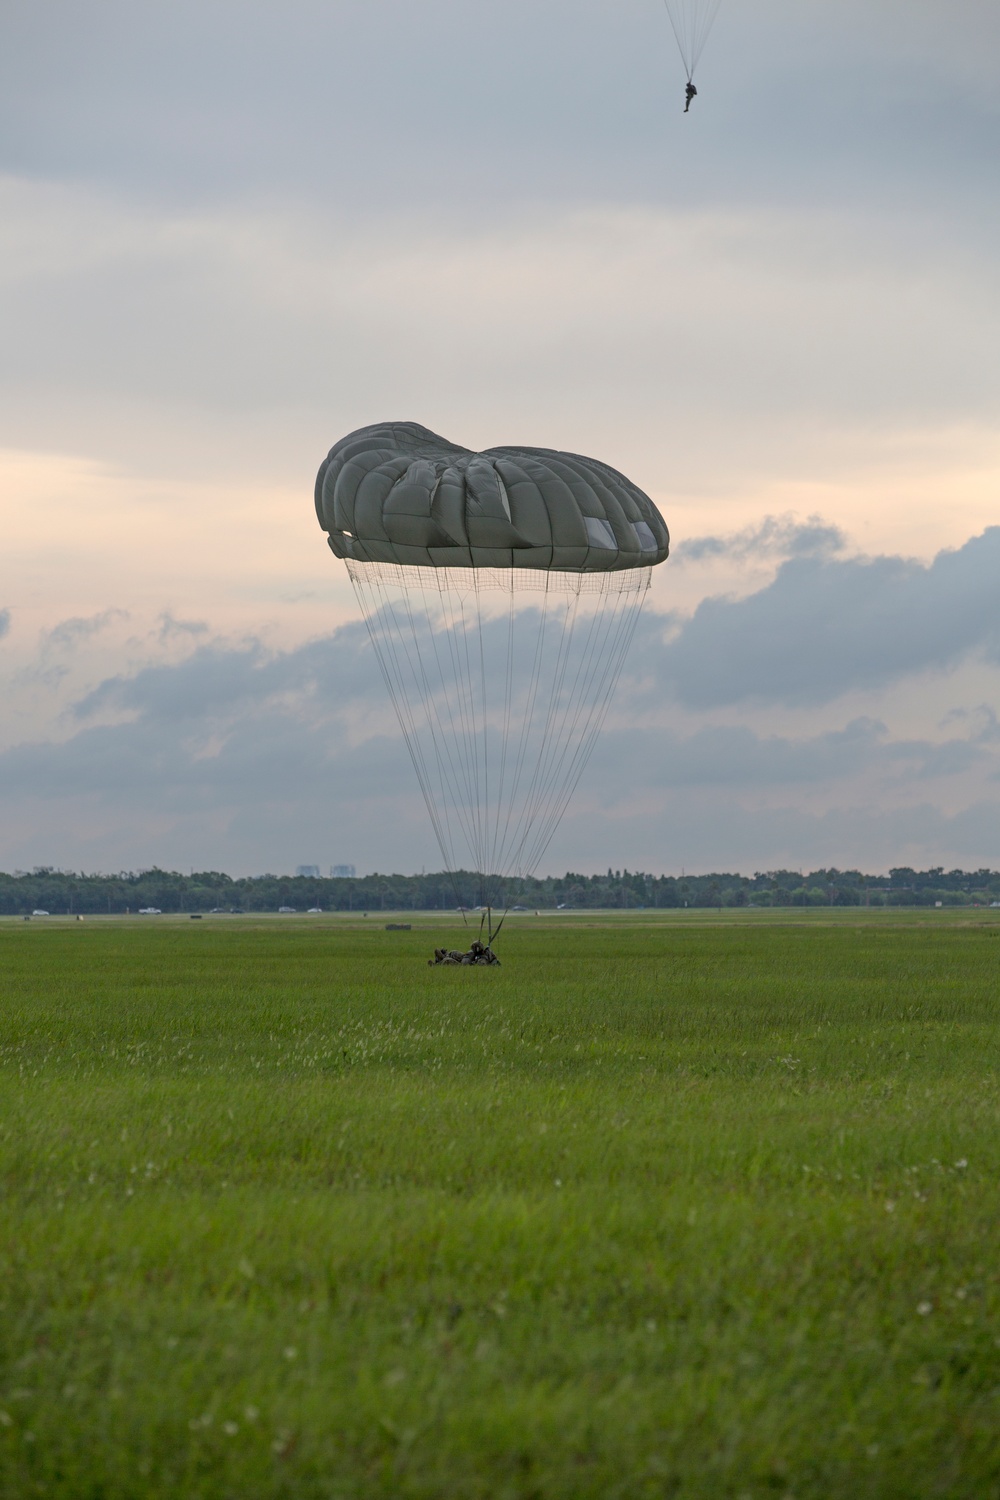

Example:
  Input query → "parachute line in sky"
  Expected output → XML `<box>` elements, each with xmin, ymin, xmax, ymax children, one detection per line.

<box><xmin>315</xmin><ymin>422</ymin><xmax>670</xmax><ymax>914</ymax></box>
<box><xmin>347</xmin><ymin>564</ymin><xmax>649</xmax><ymax>908</ymax></box>
<box><xmin>662</xmin><ymin>0</ymin><xmax>723</xmax><ymax>81</ymax></box>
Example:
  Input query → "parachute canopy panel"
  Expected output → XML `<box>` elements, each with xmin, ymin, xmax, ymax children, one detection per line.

<box><xmin>315</xmin><ymin>421</ymin><xmax>669</xmax><ymax>572</ymax></box>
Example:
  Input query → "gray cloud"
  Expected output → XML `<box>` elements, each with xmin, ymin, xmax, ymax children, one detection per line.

<box><xmin>1</xmin><ymin>1</ymin><xmax>996</xmax><ymax>216</ymax></box>
<box><xmin>590</xmin><ymin>717</ymin><xmax>985</xmax><ymax>791</ymax></box>
<box><xmin>941</xmin><ymin>704</ymin><xmax>1000</xmax><ymax>744</ymax></box>
<box><xmin>1</xmin><ymin>554</ymin><xmax>997</xmax><ymax>874</ymax></box>
<box><xmin>0</xmin><ymin>700</ymin><xmax>403</xmax><ymax>807</ymax></box>
<box><xmin>74</xmin><ymin>621</ymin><xmax>378</xmax><ymax>725</ymax></box>
<box><xmin>2</xmin><ymin>3</ymin><xmax>997</xmax><ymax>499</ymax></box>
<box><xmin>0</xmin><ymin>609</ymin><xmax>10</xmax><ymax>641</ymax></box>
<box><xmin>2</xmin><ymin>666</ymin><xmax>996</xmax><ymax>875</ymax></box>
<box><xmin>562</xmin><ymin>793</ymin><xmax>1000</xmax><ymax>879</ymax></box>
<box><xmin>155</xmin><ymin>613</ymin><xmax>210</xmax><ymax>645</ymax></box>
<box><xmin>657</xmin><ymin>527</ymin><xmax>1000</xmax><ymax>709</ymax></box>
<box><xmin>19</xmin><ymin>654</ymin><xmax>986</xmax><ymax>809</ymax></box>
<box><xmin>41</xmin><ymin>608</ymin><xmax>128</xmax><ymax>653</ymax></box>
<box><xmin>676</xmin><ymin>513</ymin><xmax>848</xmax><ymax>565</ymax></box>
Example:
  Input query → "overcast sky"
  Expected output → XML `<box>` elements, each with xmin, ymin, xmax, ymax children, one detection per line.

<box><xmin>2</xmin><ymin>0</ymin><xmax>999</xmax><ymax>876</ymax></box>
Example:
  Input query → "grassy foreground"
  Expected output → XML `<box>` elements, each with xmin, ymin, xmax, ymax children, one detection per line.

<box><xmin>1</xmin><ymin>913</ymin><xmax>999</xmax><ymax>1498</ymax></box>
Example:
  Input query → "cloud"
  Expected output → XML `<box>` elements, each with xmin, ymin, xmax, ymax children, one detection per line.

<box><xmin>41</xmin><ymin>608</ymin><xmax>128</xmax><ymax>653</ymax></box>
<box><xmin>73</xmin><ymin>621</ymin><xmax>378</xmax><ymax>725</ymax></box>
<box><xmin>2</xmin><ymin>679</ymin><xmax>997</xmax><ymax>875</ymax></box>
<box><xmin>155</xmin><ymin>613</ymin><xmax>209</xmax><ymax>645</ymax></box>
<box><xmin>941</xmin><ymin>704</ymin><xmax>1000</xmax><ymax>744</ymax></box>
<box><xmin>560</xmin><ymin>792</ymin><xmax>1000</xmax><ymax>878</ymax></box>
<box><xmin>10</xmin><ymin>654</ymin><xmax>985</xmax><ymax>810</ymax></box>
<box><xmin>0</xmin><ymin>629</ymin><xmax>421</xmax><ymax>872</ymax></box>
<box><xmin>656</xmin><ymin>527</ymin><xmax>1000</xmax><ymax>708</ymax></box>
<box><xmin>2</xmin><ymin>0</ymin><xmax>997</xmax><ymax>217</ymax></box>
<box><xmin>590</xmin><ymin>718</ymin><xmax>985</xmax><ymax>792</ymax></box>
<box><xmin>3</xmin><ymin>189</ymin><xmax>997</xmax><ymax>445</ymax></box>
<box><xmin>0</xmin><ymin>608</ymin><xmax>10</xmax><ymax>641</ymax></box>
<box><xmin>1</xmin><ymin>564</ymin><xmax>998</xmax><ymax>874</ymax></box>
<box><xmin>675</xmin><ymin>513</ymin><xmax>848</xmax><ymax>564</ymax></box>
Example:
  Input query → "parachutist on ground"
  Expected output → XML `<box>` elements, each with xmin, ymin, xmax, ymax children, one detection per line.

<box><xmin>429</xmin><ymin>941</ymin><xmax>500</xmax><ymax>967</ymax></box>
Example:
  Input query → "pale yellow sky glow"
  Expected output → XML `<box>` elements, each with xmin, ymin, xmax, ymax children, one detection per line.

<box><xmin>6</xmin><ymin>422</ymin><xmax>1000</xmax><ymax>639</ymax></box>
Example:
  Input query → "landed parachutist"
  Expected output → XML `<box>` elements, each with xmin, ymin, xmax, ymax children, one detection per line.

<box><xmin>684</xmin><ymin>81</ymin><xmax>697</xmax><ymax>112</ymax></box>
<box><xmin>429</xmin><ymin>941</ymin><xmax>500</xmax><ymax>967</ymax></box>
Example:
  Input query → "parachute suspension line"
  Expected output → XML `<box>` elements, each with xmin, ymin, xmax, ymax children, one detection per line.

<box><xmin>349</xmin><ymin>569</ymin><xmax>468</xmax><ymax>919</ymax></box>
<box><xmin>506</xmin><ymin>580</ymin><xmax>645</xmax><ymax>882</ymax></box>
<box><xmin>390</xmin><ymin>569</ymin><xmax>492</xmax><ymax>904</ymax></box>
<box><xmin>465</xmin><ymin>585</ymin><xmax>491</xmax><ymax>903</ymax></box>
<box><xmin>424</xmin><ymin>585</ymin><xmax>481</xmax><ymax>862</ymax></box>
<box><xmin>519</xmin><ymin>589</ymin><xmax>613</xmax><ymax>864</ymax></box>
<box><xmin>474</xmin><ymin>575</ymin><xmax>492</xmax><ymax>909</ymax></box>
<box><xmin>489</xmin><ymin>585</ymin><xmax>584</xmax><ymax>929</ymax></box>
<box><xmin>509</xmin><ymin>574</ymin><xmax>643</xmax><ymax>890</ymax></box>
<box><xmin>662</xmin><ymin>0</ymin><xmax>723</xmax><ymax>80</ymax></box>
<box><xmin>495</xmin><ymin>587</ymin><xmax>581</xmax><ymax>879</ymax></box>
<box><xmin>398</xmin><ymin>585</ymin><xmax>479</xmax><ymax>866</ymax></box>
<box><xmin>352</xmin><ymin>575</ymin><xmax>447</xmax><ymax>863</ymax></box>
<box><xmin>359</xmin><ymin>576</ymin><xmax>471</xmax><ymax>915</ymax></box>
<box><xmin>384</xmin><ymin>583</ymin><xmax>467</xmax><ymax>875</ymax></box>
<box><xmin>529</xmin><ymin>579</ymin><xmax>640</xmax><ymax>890</ymax></box>
<box><xmin>345</xmin><ymin>561</ymin><xmax>650</xmax><ymax>921</ymax></box>
<box><xmin>508</xmin><ymin>589</ymin><xmax>614</xmax><ymax>880</ymax></box>
<box><xmin>479</xmin><ymin>582</ymin><xmax>581</xmax><ymax>936</ymax></box>
<box><xmin>488</xmin><ymin>578</ymin><xmax>648</xmax><ymax>935</ymax></box>
<box><xmin>457</xmin><ymin>597</ymin><xmax>480</xmax><ymax>906</ymax></box>
<box><xmin>416</xmin><ymin>578</ymin><xmax>494</xmax><ymax>902</ymax></box>
<box><xmin>505</xmin><ymin>586</ymin><xmax>610</xmax><ymax>876</ymax></box>
<box><xmin>438</xmin><ymin>584</ymin><xmax>490</xmax><ymax>877</ymax></box>
<box><xmin>488</xmin><ymin>582</ymin><xmax>518</xmax><ymax>898</ymax></box>
<box><xmin>491</xmin><ymin>582</ymin><xmax>554</xmax><ymax>898</ymax></box>
<box><xmin>518</xmin><ymin>584</ymin><xmax>646</xmax><ymax>880</ymax></box>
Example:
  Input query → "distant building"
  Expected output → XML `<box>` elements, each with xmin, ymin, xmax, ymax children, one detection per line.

<box><xmin>295</xmin><ymin>865</ymin><xmax>321</xmax><ymax>879</ymax></box>
<box><xmin>330</xmin><ymin>864</ymin><xmax>356</xmax><ymax>879</ymax></box>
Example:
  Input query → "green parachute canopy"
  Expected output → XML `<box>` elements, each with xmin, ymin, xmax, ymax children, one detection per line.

<box><xmin>315</xmin><ymin>421</ymin><xmax>669</xmax><ymax>572</ymax></box>
<box><xmin>316</xmin><ymin>423</ymin><xmax>669</xmax><ymax>919</ymax></box>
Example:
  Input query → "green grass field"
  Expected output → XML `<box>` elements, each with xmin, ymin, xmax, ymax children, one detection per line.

<box><xmin>2</xmin><ymin>911</ymin><xmax>999</xmax><ymax>1498</ymax></box>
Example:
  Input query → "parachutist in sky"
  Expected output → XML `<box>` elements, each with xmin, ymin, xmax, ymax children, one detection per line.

<box><xmin>663</xmin><ymin>0</ymin><xmax>723</xmax><ymax>105</ymax></box>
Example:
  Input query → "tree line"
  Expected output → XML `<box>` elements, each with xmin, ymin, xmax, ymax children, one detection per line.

<box><xmin>3</xmin><ymin>864</ymin><xmax>999</xmax><ymax>915</ymax></box>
